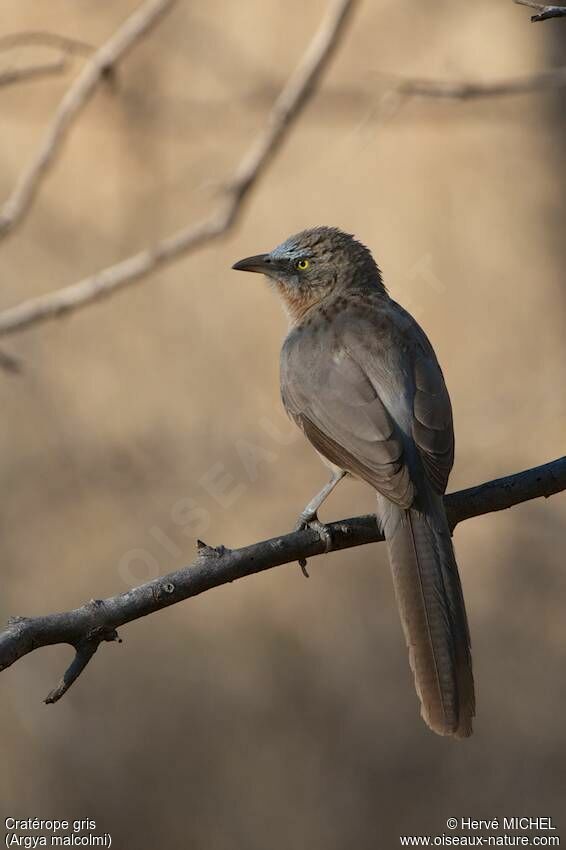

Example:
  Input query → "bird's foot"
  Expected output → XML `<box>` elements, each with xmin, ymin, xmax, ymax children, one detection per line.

<box><xmin>295</xmin><ymin>512</ymin><xmax>333</xmax><ymax>549</ymax></box>
<box><xmin>294</xmin><ymin>511</ymin><xmax>333</xmax><ymax>578</ymax></box>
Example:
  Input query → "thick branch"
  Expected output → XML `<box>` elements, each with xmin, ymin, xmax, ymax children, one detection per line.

<box><xmin>515</xmin><ymin>0</ymin><xmax>566</xmax><ymax>21</ymax></box>
<box><xmin>0</xmin><ymin>457</ymin><xmax>563</xmax><ymax>703</ymax></box>
<box><xmin>0</xmin><ymin>0</ymin><xmax>176</xmax><ymax>240</ymax></box>
<box><xmin>0</xmin><ymin>0</ymin><xmax>357</xmax><ymax>338</ymax></box>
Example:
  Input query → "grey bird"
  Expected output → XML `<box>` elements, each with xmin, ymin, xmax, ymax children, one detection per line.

<box><xmin>232</xmin><ymin>227</ymin><xmax>475</xmax><ymax>738</ymax></box>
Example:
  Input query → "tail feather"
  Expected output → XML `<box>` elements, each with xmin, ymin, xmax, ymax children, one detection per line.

<box><xmin>378</xmin><ymin>493</ymin><xmax>475</xmax><ymax>737</ymax></box>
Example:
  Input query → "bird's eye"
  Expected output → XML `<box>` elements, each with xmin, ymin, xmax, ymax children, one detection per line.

<box><xmin>296</xmin><ymin>259</ymin><xmax>310</xmax><ymax>271</ymax></box>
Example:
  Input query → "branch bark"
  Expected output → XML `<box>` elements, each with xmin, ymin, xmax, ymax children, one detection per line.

<box><xmin>0</xmin><ymin>0</ymin><xmax>176</xmax><ymax>240</ymax></box>
<box><xmin>515</xmin><ymin>0</ymin><xmax>566</xmax><ymax>21</ymax></box>
<box><xmin>0</xmin><ymin>0</ymin><xmax>357</xmax><ymax>339</ymax></box>
<box><xmin>0</xmin><ymin>456</ymin><xmax>564</xmax><ymax>704</ymax></box>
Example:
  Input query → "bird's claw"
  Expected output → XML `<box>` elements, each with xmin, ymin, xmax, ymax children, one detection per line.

<box><xmin>295</xmin><ymin>512</ymin><xmax>333</xmax><ymax>577</ymax></box>
<box><xmin>295</xmin><ymin>512</ymin><xmax>333</xmax><ymax>552</ymax></box>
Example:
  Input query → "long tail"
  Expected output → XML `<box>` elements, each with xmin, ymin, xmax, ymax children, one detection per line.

<box><xmin>378</xmin><ymin>492</ymin><xmax>475</xmax><ymax>738</ymax></box>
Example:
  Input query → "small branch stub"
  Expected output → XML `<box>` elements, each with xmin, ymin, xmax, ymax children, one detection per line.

<box><xmin>44</xmin><ymin>627</ymin><xmax>120</xmax><ymax>704</ymax></box>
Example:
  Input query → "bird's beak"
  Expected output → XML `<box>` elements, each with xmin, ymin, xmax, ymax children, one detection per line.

<box><xmin>231</xmin><ymin>253</ymin><xmax>272</xmax><ymax>274</ymax></box>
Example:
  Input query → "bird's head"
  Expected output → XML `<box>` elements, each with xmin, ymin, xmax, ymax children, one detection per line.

<box><xmin>232</xmin><ymin>226</ymin><xmax>384</xmax><ymax>322</ymax></box>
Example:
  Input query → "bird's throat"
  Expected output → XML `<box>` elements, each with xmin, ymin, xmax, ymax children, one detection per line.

<box><xmin>272</xmin><ymin>280</ymin><xmax>324</xmax><ymax>326</ymax></box>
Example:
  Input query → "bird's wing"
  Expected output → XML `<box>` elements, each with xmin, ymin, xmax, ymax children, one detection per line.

<box><xmin>281</xmin><ymin>298</ymin><xmax>454</xmax><ymax>501</ymax></box>
<box><xmin>281</xmin><ymin>322</ymin><xmax>414</xmax><ymax>507</ymax></box>
<box><xmin>345</xmin><ymin>299</ymin><xmax>455</xmax><ymax>495</ymax></box>
<box><xmin>412</xmin><ymin>347</ymin><xmax>454</xmax><ymax>494</ymax></box>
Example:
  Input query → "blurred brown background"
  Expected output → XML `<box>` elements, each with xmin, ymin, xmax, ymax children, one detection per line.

<box><xmin>1</xmin><ymin>1</ymin><xmax>565</xmax><ymax>847</ymax></box>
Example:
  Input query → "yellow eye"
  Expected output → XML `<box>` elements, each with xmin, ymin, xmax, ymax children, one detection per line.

<box><xmin>296</xmin><ymin>259</ymin><xmax>310</xmax><ymax>271</ymax></box>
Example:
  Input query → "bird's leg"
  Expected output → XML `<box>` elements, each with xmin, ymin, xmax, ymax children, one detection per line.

<box><xmin>296</xmin><ymin>469</ymin><xmax>346</xmax><ymax>528</ymax></box>
<box><xmin>295</xmin><ymin>470</ymin><xmax>347</xmax><ymax>555</ymax></box>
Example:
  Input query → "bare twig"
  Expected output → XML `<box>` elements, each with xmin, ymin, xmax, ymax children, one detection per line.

<box><xmin>0</xmin><ymin>457</ymin><xmax>564</xmax><ymax>703</ymax></box>
<box><xmin>0</xmin><ymin>31</ymin><xmax>96</xmax><ymax>90</ymax></box>
<box><xmin>0</xmin><ymin>32</ymin><xmax>93</xmax><ymax>56</ymax></box>
<box><xmin>0</xmin><ymin>348</ymin><xmax>22</xmax><ymax>374</ymax></box>
<box><xmin>391</xmin><ymin>66</ymin><xmax>566</xmax><ymax>99</ymax></box>
<box><xmin>0</xmin><ymin>0</ymin><xmax>357</xmax><ymax>338</ymax></box>
<box><xmin>0</xmin><ymin>58</ymin><xmax>69</xmax><ymax>89</ymax></box>
<box><xmin>515</xmin><ymin>0</ymin><xmax>566</xmax><ymax>21</ymax></box>
<box><xmin>5</xmin><ymin>0</ymin><xmax>563</xmax><ymax>339</ymax></box>
<box><xmin>0</xmin><ymin>0</ymin><xmax>177</xmax><ymax>240</ymax></box>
